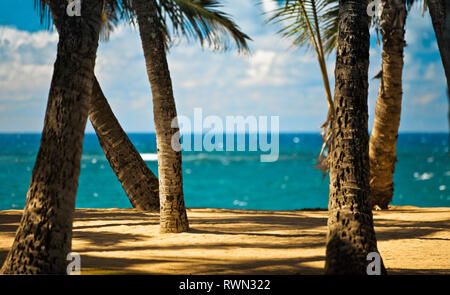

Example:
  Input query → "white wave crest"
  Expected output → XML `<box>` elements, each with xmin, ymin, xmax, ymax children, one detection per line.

<box><xmin>140</xmin><ymin>153</ymin><xmax>158</xmax><ymax>162</ymax></box>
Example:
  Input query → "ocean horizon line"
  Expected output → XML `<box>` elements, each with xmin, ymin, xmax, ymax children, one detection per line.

<box><xmin>0</xmin><ymin>131</ymin><xmax>449</xmax><ymax>135</ymax></box>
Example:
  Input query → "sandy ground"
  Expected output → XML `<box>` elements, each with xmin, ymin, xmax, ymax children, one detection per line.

<box><xmin>0</xmin><ymin>206</ymin><xmax>449</xmax><ymax>274</ymax></box>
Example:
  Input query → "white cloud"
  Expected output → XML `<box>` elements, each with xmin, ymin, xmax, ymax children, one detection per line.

<box><xmin>180</xmin><ymin>80</ymin><xmax>198</xmax><ymax>89</ymax></box>
<box><xmin>240</xmin><ymin>50</ymin><xmax>278</xmax><ymax>86</ymax></box>
<box><xmin>412</xmin><ymin>93</ymin><xmax>439</xmax><ymax>105</ymax></box>
<box><xmin>0</xmin><ymin>0</ymin><xmax>447</xmax><ymax>132</ymax></box>
<box><xmin>237</xmin><ymin>33</ymin><xmax>321</xmax><ymax>87</ymax></box>
<box><xmin>424</xmin><ymin>62</ymin><xmax>445</xmax><ymax>82</ymax></box>
<box><xmin>262</xmin><ymin>0</ymin><xmax>278</xmax><ymax>15</ymax></box>
<box><xmin>0</xmin><ymin>26</ymin><xmax>58</xmax><ymax>50</ymax></box>
<box><xmin>130</xmin><ymin>95</ymin><xmax>151</xmax><ymax>109</ymax></box>
<box><xmin>0</xmin><ymin>26</ymin><xmax>57</xmax><ymax>102</ymax></box>
<box><xmin>405</xmin><ymin>7</ymin><xmax>436</xmax><ymax>53</ymax></box>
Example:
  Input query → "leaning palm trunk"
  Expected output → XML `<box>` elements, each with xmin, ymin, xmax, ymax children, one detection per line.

<box><xmin>427</xmin><ymin>0</ymin><xmax>450</xmax><ymax>146</ymax></box>
<box><xmin>134</xmin><ymin>0</ymin><xmax>189</xmax><ymax>233</ymax></box>
<box><xmin>325</xmin><ymin>0</ymin><xmax>386</xmax><ymax>274</ymax></box>
<box><xmin>369</xmin><ymin>0</ymin><xmax>407</xmax><ymax>209</ymax></box>
<box><xmin>89</xmin><ymin>76</ymin><xmax>159</xmax><ymax>211</ymax></box>
<box><xmin>1</xmin><ymin>0</ymin><xmax>102</xmax><ymax>274</ymax></box>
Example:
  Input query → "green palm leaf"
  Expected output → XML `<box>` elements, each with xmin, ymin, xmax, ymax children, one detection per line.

<box><xmin>266</xmin><ymin>0</ymin><xmax>338</xmax><ymax>176</ymax></box>
<box><xmin>34</xmin><ymin>0</ymin><xmax>250</xmax><ymax>51</ymax></box>
<box><xmin>34</xmin><ymin>0</ymin><xmax>122</xmax><ymax>41</ymax></box>
<box><xmin>162</xmin><ymin>0</ymin><xmax>251</xmax><ymax>52</ymax></box>
<box><xmin>267</xmin><ymin>0</ymin><xmax>338</xmax><ymax>56</ymax></box>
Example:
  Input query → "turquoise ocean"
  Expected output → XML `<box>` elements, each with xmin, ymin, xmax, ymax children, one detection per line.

<box><xmin>0</xmin><ymin>133</ymin><xmax>449</xmax><ymax>210</ymax></box>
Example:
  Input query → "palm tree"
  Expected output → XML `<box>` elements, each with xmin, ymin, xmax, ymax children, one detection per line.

<box><xmin>368</xmin><ymin>0</ymin><xmax>407</xmax><ymax>209</ymax></box>
<box><xmin>89</xmin><ymin>0</ymin><xmax>250</xmax><ymax>215</ymax></box>
<box><xmin>427</xmin><ymin>0</ymin><xmax>450</xmax><ymax>143</ymax></box>
<box><xmin>1</xmin><ymin>0</ymin><xmax>103</xmax><ymax>274</ymax></box>
<box><xmin>36</xmin><ymin>0</ymin><xmax>161</xmax><ymax>212</ymax></box>
<box><xmin>325</xmin><ymin>0</ymin><xmax>386</xmax><ymax>274</ymax></box>
<box><xmin>126</xmin><ymin>0</ymin><xmax>250</xmax><ymax>233</ymax></box>
<box><xmin>71</xmin><ymin>0</ymin><xmax>161</xmax><ymax>212</ymax></box>
<box><xmin>137</xmin><ymin>1</ymin><xmax>188</xmax><ymax>233</ymax></box>
<box><xmin>267</xmin><ymin>0</ymin><xmax>338</xmax><ymax>173</ymax></box>
<box><xmin>370</xmin><ymin>0</ymin><xmax>450</xmax><ymax>208</ymax></box>
<box><xmin>89</xmin><ymin>76</ymin><xmax>160</xmax><ymax>211</ymax></box>
<box><xmin>267</xmin><ymin>0</ymin><xmax>386</xmax><ymax>273</ymax></box>
<box><xmin>32</xmin><ymin>1</ymin><xmax>249</xmax><ymax>218</ymax></box>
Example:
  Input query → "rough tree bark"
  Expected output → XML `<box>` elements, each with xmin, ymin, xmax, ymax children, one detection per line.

<box><xmin>89</xmin><ymin>76</ymin><xmax>159</xmax><ymax>211</ymax></box>
<box><xmin>1</xmin><ymin>0</ymin><xmax>102</xmax><ymax>274</ymax></box>
<box><xmin>325</xmin><ymin>0</ymin><xmax>386</xmax><ymax>274</ymax></box>
<box><xmin>427</xmin><ymin>0</ymin><xmax>450</xmax><ymax>146</ymax></box>
<box><xmin>134</xmin><ymin>0</ymin><xmax>189</xmax><ymax>233</ymax></box>
<box><xmin>369</xmin><ymin>0</ymin><xmax>407</xmax><ymax>209</ymax></box>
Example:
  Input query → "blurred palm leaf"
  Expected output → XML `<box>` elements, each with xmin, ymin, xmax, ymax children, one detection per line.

<box><xmin>267</xmin><ymin>0</ymin><xmax>338</xmax><ymax>56</ymax></box>
<box><xmin>266</xmin><ymin>0</ymin><xmax>338</xmax><ymax>176</ymax></box>
<box><xmin>407</xmin><ymin>0</ymin><xmax>428</xmax><ymax>12</ymax></box>
<box><xmin>161</xmin><ymin>0</ymin><xmax>251</xmax><ymax>51</ymax></box>
<box><xmin>372</xmin><ymin>0</ymin><xmax>427</xmax><ymax>43</ymax></box>
<box><xmin>34</xmin><ymin>0</ymin><xmax>250</xmax><ymax>51</ymax></box>
<box><xmin>34</xmin><ymin>0</ymin><xmax>122</xmax><ymax>41</ymax></box>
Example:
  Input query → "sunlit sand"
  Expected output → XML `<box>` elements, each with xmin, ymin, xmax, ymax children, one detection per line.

<box><xmin>0</xmin><ymin>206</ymin><xmax>448</xmax><ymax>274</ymax></box>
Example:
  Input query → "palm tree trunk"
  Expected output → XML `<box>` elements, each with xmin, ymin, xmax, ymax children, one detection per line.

<box><xmin>134</xmin><ymin>0</ymin><xmax>189</xmax><ymax>233</ymax></box>
<box><xmin>369</xmin><ymin>0</ymin><xmax>407</xmax><ymax>209</ymax></box>
<box><xmin>325</xmin><ymin>0</ymin><xmax>386</xmax><ymax>274</ymax></box>
<box><xmin>427</xmin><ymin>0</ymin><xmax>450</xmax><ymax>147</ymax></box>
<box><xmin>0</xmin><ymin>0</ymin><xmax>102</xmax><ymax>274</ymax></box>
<box><xmin>89</xmin><ymin>76</ymin><xmax>160</xmax><ymax>211</ymax></box>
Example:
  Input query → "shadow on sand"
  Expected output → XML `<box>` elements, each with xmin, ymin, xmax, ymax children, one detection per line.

<box><xmin>0</xmin><ymin>207</ymin><xmax>448</xmax><ymax>274</ymax></box>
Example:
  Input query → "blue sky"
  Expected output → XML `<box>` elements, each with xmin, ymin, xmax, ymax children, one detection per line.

<box><xmin>0</xmin><ymin>0</ymin><xmax>448</xmax><ymax>132</ymax></box>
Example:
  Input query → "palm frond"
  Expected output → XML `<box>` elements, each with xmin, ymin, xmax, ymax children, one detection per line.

<box><xmin>266</xmin><ymin>0</ymin><xmax>338</xmax><ymax>176</ymax></box>
<box><xmin>159</xmin><ymin>0</ymin><xmax>251</xmax><ymax>52</ymax></box>
<box><xmin>34</xmin><ymin>0</ymin><xmax>52</xmax><ymax>30</ymax></box>
<box><xmin>267</xmin><ymin>0</ymin><xmax>338</xmax><ymax>56</ymax></box>
<box><xmin>34</xmin><ymin>0</ymin><xmax>122</xmax><ymax>41</ymax></box>
<box><xmin>320</xmin><ymin>0</ymin><xmax>338</xmax><ymax>55</ymax></box>
<box><xmin>99</xmin><ymin>0</ymin><xmax>122</xmax><ymax>41</ymax></box>
<box><xmin>266</xmin><ymin>0</ymin><xmax>336</xmax><ymax>113</ymax></box>
<box><xmin>34</xmin><ymin>1</ymin><xmax>250</xmax><ymax>51</ymax></box>
<box><xmin>406</xmin><ymin>0</ymin><xmax>428</xmax><ymax>12</ymax></box>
